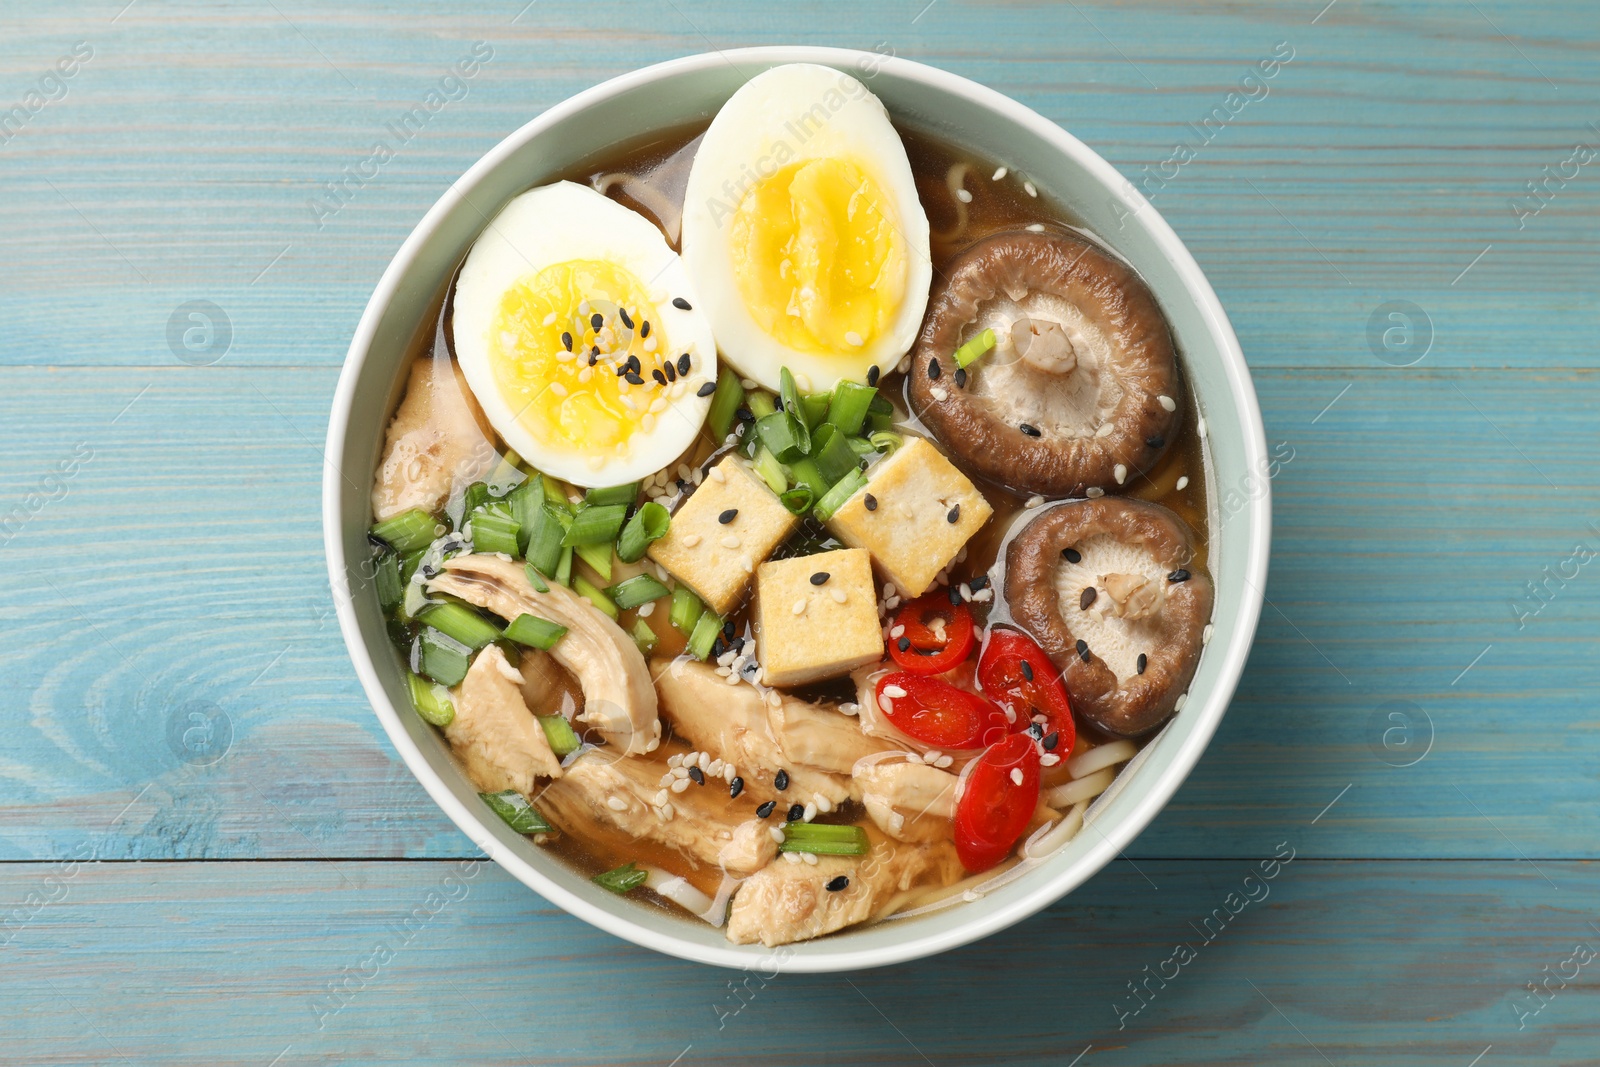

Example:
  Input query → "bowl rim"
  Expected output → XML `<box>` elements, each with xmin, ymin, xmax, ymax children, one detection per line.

<box><xmin>324</xmin><ymin>44</ymin><xmax>1270</xmax><ymax>973</ymax></box>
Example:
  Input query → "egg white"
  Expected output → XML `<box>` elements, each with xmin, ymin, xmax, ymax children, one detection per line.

<box><xmin>680</xmin><ymin>63</ymin><xmax>933</xmax><ymax>393</ymax></box>
<box><xmin>452</xmin><ymin>181</ymin><xmax>717</xmax><ymax>488</ymax></box>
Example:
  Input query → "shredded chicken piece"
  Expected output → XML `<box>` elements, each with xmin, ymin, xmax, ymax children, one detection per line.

<box><xmin>855</xmin><ymin>759</ymin><xmax>958</xmax><ymax>843</ymax></box>
<box><xmin>445</xmin><ymin>645</ymin><xmax>562</xmax><ymax>794</ymax></box>
<box><xmin>372</xmin><ymin>355</ymin><xmax>495</xmax><ymax>521</ymax></box>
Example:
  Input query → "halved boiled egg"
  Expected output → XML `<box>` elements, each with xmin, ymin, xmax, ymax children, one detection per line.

<box><xmin>452</xmin><ymin>181</ymin><xmax>717</xmax><ymax>487</ymax></box>
<box><xmin>681</xmin><ymin>63</ymin><xmax>932</xmax><ymax>393</ymax></box>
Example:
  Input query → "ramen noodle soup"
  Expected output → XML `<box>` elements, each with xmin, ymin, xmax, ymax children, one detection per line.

<box><xmin>366</xmin><ymin>64</ymin><xmax>1211</xmax><ymax>947</ymax></box>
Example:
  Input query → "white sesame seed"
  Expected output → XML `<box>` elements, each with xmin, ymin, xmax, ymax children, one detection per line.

<box><xmin>607</xmin><ymin>796</ymin><xmax>628</xmax><ymax>812</ymax></box>
<box><xmin>802</xmin><ymin>851</ymin><xmax>819</xmax><ymax>865</ymax></box>
<box><xmin>578</xmin><ymin>367</ymin><xmax>593</xmax><ymax>383</ymax></box>
<box><xmin>1023</xmin><ymin>180</ymin><xmax>1038</xmax><ymax>197</ymax></box>
<box><xmin>639</xmin><ymin>601</ymin><xmax>655</xmax><ymax>617</ymax></box>
<box><xmin>654</xmin><ymin>789</ymin><xmax>670</xmax><ymax>806</ymax></box>
<box><xmin>1198</xmin><ymin>417</ymin><xmax>1208</xmax><ymax>439</ymax></box>
<box><xmin>992</xmin><ymin>166</ymin><xmax>1007</xmax><ymax>181</ymax></box>
<box><xmin>542</xmin><ymin>312</ymin><xmax>557</xmax><ymax>326</ymax></box>
<box><xmin>878</xmin><ymin>692</ymin><xmax>895</xmax><ymax>714</ymax></box>
<box><xmin>550</xmin><ymin>382</ymin><xmax>568</xmax><ymax>397</ymax></box>
<box><xmin>839</xmin><ymin>701</ymin><xmax>860</xmax><ymax>716</ymax></box>
<box><xmin>741</xmin><ymin>555</ymin><xmax>754</xmax><ymax>573</ymax></box>
<box><xmin>883</xmin><ymin>684</ymin><xmax>907</xmax><ymax>699</ymax></box>
<box><xmin>830</xmin><ymin>588</ymin><xmax>847</xmax><ymax>604</ymax></box>
<box><xmin>803</xmin><ymin>802</ymin><xmax>817</xmax><ymax>821</ymax></box>
<box><xmin>649</xmin><ymin>397</ymin><xmax>668</xmax><ymax>414</ymax></box>
<box><xmin>1040</xmin><ymin>753</ymin><xmax>1061</xmax><ymax>767</ymax></box>
<box><xmin>1203</xmin><ymin>623</ymin><xmax>1214</xmax><ymax>644</ymax></box>
<box><xmin>844</xmin><ymin>331</ymin><xmax>864</xmax><ymax>347</ymax></box>
<box><xmin>889</xmin><ymin>624</ymin><xmax>906</xmax><ymax>639</ymax></box>
<box><xmin>883</xmin><ymin>583</ymin><xmax>897</xmax><ymax>599</ymax></box>
<box><xmin>1026</xmin><ymin>494</ymin><xmax>1044</xmax><ymax>508</ymax></box>
<box><xmin>672</xmin><ymin>766</ymin><xmax>689</xmax><ymax>779</ymax></box>
<box><xmin>643</xmin><ymin>336</ymin><xmax>657</xmax><ymax>352</ymax></box>
<box><xmin>1158</xmin><ymin>394</ymin><xmax>1176</xmax><ymax>412</ymax></box>
<box><xmin>1175</xmin><ymin>693</ymin><xmax>1188</xmax><ymax>711</ymax></box>
<box><xmin>783</xmin><ymin>851</ymin><xmax>802</xmax><ymax>864</ymax></box>
<box><xmin>931</xmin><ymin>387</ymin><xmax>948</xmax><ymax>402</ymax></box>
<box><xmin>1096</xmin><ymin>422</ymin><xmax>1115</xmax><ymax>438</ymax></box>
<box><xmin>769</xmin><ymin>826</ymin><xmax>786</xmax><ymax>844</ymax></box>
<box><xmin>935</xmin><ymin>755</ymin><xmax>954</xmax><ymax>768</ymax></box>
<box><xmin>1115</xmin><ymin>463</ymin><xmax>1128</xmax><ymax>485</ymax></box>
<box><xmin>667</xmin><ymin>753</ymin><xmax>683</xmax><ymax>768</ymax></box>
<box><xmin>1176</xmin><ymin>475</ymin><xmax>1189</xmax><ymax>490</ymax></box>
<box><xmin>709</xmin><ymin>465</ymin><xmax>726</xmax><ymax>483</ymax></box>
<box><xmin>955</xmin><ymin>188</ymin><xmax>973</xmax><ymax>203</ymax></box>
<box><xmin>923</xmin><ymin>749</ymin><xmax>942</xmax><ymax>765</ymax></box>
<box><xmin>1025</xmin><ymin>223</ymin><xmax>1046</xmax><ymax>232</ymax></box>
<box><xmin>720</xmin><ymin>534</ymin><xmax>741</xmax><ymax>549</ymax></box>
<box><xmin>1010</xmin><ymin>768</ymin><xmax>1024</xmax><ymax>786</ymax></box>
<box><xmin>671</xmin><ymin>777</ymin><xmax>690</xmax><ymax>794</ymax></box>
<box><xmin>1086</xmin><ymin>487</ymin><xmax>1105</xmax><ymax>498</ymax></box>
<box><xmin>556</xmin><ymin>348</ymin><xmax>576</xmax><ymax>362</ymax></box>
<box><xmin>682</xmin><ymin>533</ymin><xmax>702</xmax><ymax>548</ymax></box>
<box><xmin>765</xmin><ymin>689</ymin><xmax>782</xmax><ymax>708</ymax></box>
<box><xmin>741</xmin><ymin>378</ymin><xmax>758</xmax><ymax>390</ymax></box>
<box><xmin>792</xmin><ymin>598</ymin><xmax>807</xmax><ymax>616</ymax></box>
<box><xmin>641</xmin><ymin>413</ymin><xmax>656</xmax><ymax>432</ymax></box>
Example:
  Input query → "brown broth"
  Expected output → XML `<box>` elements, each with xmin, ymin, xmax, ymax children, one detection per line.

<box><xmin>386</xmin><ymin>118</ymin><xmax>1212</xmax><ymax>920</ymax></box>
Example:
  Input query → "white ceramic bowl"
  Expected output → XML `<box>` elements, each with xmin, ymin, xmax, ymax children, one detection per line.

<box><xmin>324</xmin><ymin>46</ymin><xmax>1270</xmax><ymax>972</ymax></box>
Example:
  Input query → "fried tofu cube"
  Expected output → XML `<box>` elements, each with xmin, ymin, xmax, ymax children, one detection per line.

<box><xmin>755</xmin><ymin>548</ymin><xmax>883</xmax><ymax>687</ymax></box>
<box><xmin>648</xmin><ymin>455</ymin><xmax>798</xmax><ymax>616</ymax></box>
<box><xmin>825</xmin><ymin>436</ymin><xmax>992</xmax><ymax>598</ymax></box>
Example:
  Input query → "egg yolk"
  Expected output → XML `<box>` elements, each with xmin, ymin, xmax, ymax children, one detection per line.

<box><xmin>727</xmin><ymin>157</ymin><xmax>906</xmax><ymax>357</ymax></box>
<box><xmin>487</xmin><ymin>258</ymin><xmax>670</xmax><ymax>457</ymax></box>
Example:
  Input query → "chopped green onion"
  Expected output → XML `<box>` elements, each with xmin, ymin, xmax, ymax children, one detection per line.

<box><xmin>562</xmin><ymin>503</ymin><xmax>628</xmax><ymax>547</ymax></box>
<box><xmin>868</xmin><ymin>409</ymin><xmax>895</xmax><ymax>434</ymax></box>
<box><xmin>407</xmin><ymin>671</ymin><xmax>455</xmax><ymax>727</ymax></box>
<box><xmin>687</xmin><ymin>610</ymin><xmax>723</xmax><ymax>660</ymax></box>
<box><xmin>484</xmin><ymin>453</ymin><xmax>527</xmax><ymax>497</ymax></box>
<box><xmin>779</xmin><ymin>485</ymin><xmax>816</xmax><ymax>515</ymax></box>
<box><xmin>585</xmin><ymin>482</ymin><xmax>640</xmax><ymax>508</ymax></box>
<box><xmin>608</xmin><ymin>573</ymin><xmax>670</xmax><ymax>611</ymax></box>
<box><xmin>802</xmin><ymin>391</ymin><xmax>831</xmax><ymax>428</ymax></box>
<box><xmin>867</xmin><ymin>395</ymin><xmax>894</xmax><ymax>416</ymax></box>
<box><xmin>504</xmin><ymin>613</ymin><xmax>568</xmax><ymax>650</ymax></box>
<box><xmin>752</xmin><ymin>447</ymin><xmax>788</xmax><ymax>495</ymax></box>
<box><xmin>479</xmin><ymin>790</ymin><xmax>552</xmax><ymax>834</ymax></box>
<box><xmin>554</xmin><ymin>545</ymin><xmax>573</xmax><ymax>587</ymax></box>
<box><xmin>846</xmin><ymin>435</ymin><xmax>877</xmax><ymax>457</ymax></box>
<box><xmin>617</xmin><ymin>501</ymin><xmax>670</xmax><ymax>563</ymax></box>
<box><xmin>508</xmin><ymin>479</ymin><xmax>545</xmax><ymax>556</ymax></box>
<box><xmin>523</xmin><ymin>563</ymin><xmax>549</xmax><ymax>593</ymax></box>
<box><xmin>400</xmin><ymin>577</ymin><xmax>434</xmax><ymax>623</ymax></box>
<box><xmin>813</xmin><ymin>468</ymin><xmax>868</xmax><ymax>522</ymax></box>
<box><xmin>593</xmin><ymin>861</ymin><xmax>649</xmax><ymax>894</ymax></box>
<box><xmin>670</xmin><ymin>585</ymin><xmax>704</xmax><ymax>635</ymax></box>
<box><xmin>574</xmin><ymin>575</ymin><xmax>618</xmax><ymax>619</ymax></box>
<box><xmin>779</xmin><ymin>367</ymin><xmax>804</xmax><ymax>420</ymax></box>
<box><xmin>814</xmin><ymin>429</ymin><xmax>862</xmax><ymax>485</ymax></box>
<box><xmin>417</xmin><ymin>601</ymin><xmax>502</xmax><ymax>650</ymax></box>
<box><xmin>538</xmin><ymin>715</ymin><xmax>582</xmax><ymax>757</ymax></box>
<box><xmin>417</xmin><ymin>627</ymin><xmax>471</xmax><ymax>687</ymax></box>
<box><xmin>573</xmin><ymin>542</ymin><xmax>614</xmax><ymax>582</ymax></box>
<box><xmin>542</xmin><ymin>475</ymin><xmax>573</xmax><ymax>511</ymax></box>
<box><xmin>707</xmin><ymin>366</ymin><xmax>746</xmax><ymax>440</ymax></box>
<box><xmin>869</xmin><ymin>430</ymin><xmax>903</xmax><ymax>456</ymax></box>
<box><xmin>756</xmin><ymin>410</ymin><xmax>808</xmax><ymax>462</ymax></box>
<box><xmin>374</xmin><ymin>551</ymin><xmax>403</xmax><ymax>613</ymax></box>
<box><xmin>370</xmin><ymin>509</ymin><xmax>442</xmax><ymax>555</ymax></box>
<box><xmin>778</xmin><ymin>821</ymin><xmax>870</xmax><ymax>855</ymax></box>
<box><xmin>525</xmin><ymin>503</ymin><xmax>567</xmax><ymax>579</ymax></box>
<box><xmin>786</xmin><ymin>455</ymin><xmax>828</xmax><ymax>499</ymax></box>
<box><xmin>746</xmin><ymin>390</ymin><xmax>777</xmax><ymax>419</ymax></box>
<box><xmin>399</xmin><ymin>547</ymin><xmax>427</xmax><ymax>586</ymax></box>
<box><xmin>452</xmin><ymin>481</ymin><xmax>490</xmax><ymax>530</ymax></box>
<box><xmin>826</xmin><ymin>379</ymin><xmax>878</xmax><ymax>435</ymax></box>
<box><xmin>954</xmin><ymin>327</ymin><xmax>997</xmax><ymax>368</ymax></box>
<box><xmin>468</xmin><ymin>501</ymin><xmax>520</xmax><ymax>556</ymax></box>
<box><xmin>631</xmin><ymin>616</ymin><xmax>659</xmax><ymax>657</ymax></box>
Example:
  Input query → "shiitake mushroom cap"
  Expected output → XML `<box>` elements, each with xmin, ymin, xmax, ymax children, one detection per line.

<box><xmin>909</xmin><ymin>230</ymin><xmax>1181</xmax><ymax>498</ymax></box>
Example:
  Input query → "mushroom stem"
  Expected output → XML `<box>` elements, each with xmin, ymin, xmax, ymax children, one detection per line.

<box><xmin>1098</xmin><ymin>572</ymin><xmax>1162</xmax><ymax>620</ymax></box>
<box><xmin>1010</xmin><ymin>315</ymin><xmax>1078</xmax><ymax>376</ymax></box>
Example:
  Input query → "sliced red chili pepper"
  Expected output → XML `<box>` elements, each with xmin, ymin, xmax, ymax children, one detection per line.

<box><xmin>887</xmin><ymin>594</ymin><xmax>975</xmax><ymax>675</ymax></box>
<box><xmin>874</xmin><ymin>672</ymin><xmax>1009</xmax><ymax>751</ymax></box>
<box><xmin>978</xmin><ymin>628</ymin><xmax>1076</xmax><ymax>754</ymax></box>
<box><xmin>954</xmin><ymin>733</ymin><xmax>1041</xmax><ymax>872</ymax></box>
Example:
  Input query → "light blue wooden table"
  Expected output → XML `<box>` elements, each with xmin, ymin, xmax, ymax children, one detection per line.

<box><xmin>4</xmin><ymin>1</ymin><xmax>1597</xmax><ymax>1063</ymax></box>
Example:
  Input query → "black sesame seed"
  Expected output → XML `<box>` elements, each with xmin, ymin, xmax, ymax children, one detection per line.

<box><xmin>954</xmin><ymin>367</ymin><xmax>968</xmax><ymax>388</ymax></box>
<box><xmin>723</xmin><ymin>620</ymin><xmax>736</xmax><ymax>639</ymax></box>
<box><xmin>627</xmin><ymin>355</ymin><xmax>641</xmax><ymax>373</ymax></box>
<box><xmin>1062</xmin><ymin>547</ymin><xmax>1082</xmax><ymax>564</ymax></box>
<box><xmin>677</xmin><ymin>353</ymin><xmax>691</xmax><ymax>375</ymax></box>
<box><xmin>948</xmin><ymin>584</ymin><xmax>963</xmax><ymax>606</ymax></box>
<box><xmin>864</xmin><ymin>493</ymin><xmax>878</xmax><ymax>511</ymax></box>
<box><xmin>1146</xmin><ymin>435</ymin><xmax>1165</xmax><ymax>449</ymax></box>
<box><xmin>787</xmin><ymin>803</ymin><xmax>805</xmax><ymax>821</ymax></box>
<box><xmin>590</xmin><ymin>345</ymin><xmax>600</xmax><ymax>360</ymax></box>
<box><xmin>688</xmin><ymin>765</ymin><xmax>705</xmax><ymax>785</ymax></box>
<box><xmin>710</xmin><ymin>636</ymin><xmax>726</xmax><ymax>659</ymax></box>
<box><xmin>1027</xmin><ymin>722</ymin><xmax>1045</xmax><ymax>741</ymax></box>
<box><xmin>729</xmin><ymin>776</ymin><xmax>744</xmax><ymax>799</ymax></box>
<box><xmin>652</xmin><ymin>369</ymin><xmax>667</xmax><ymax>386</ymax></box>
<box><xmin>825</xmin><ymin>875</ymin><xmax>850</xmax><ymax>892</ymax></box>
<box><xmin>1080</xmin><ymin>587</ymin><xmax>1097</xmax><ymax>610</ymax></box>
<box><xmin>1019</xmin><ymin>423</ymin><xmax>1041</xmax><ymax>437</ymax></box>
<box><xmin>928</xmin><ymin>357</ymin><xmax>941</xmax><ymax>380</ymax></box>
<box><xmin>735</xmin><ymin>406</ymin><xmax>755</xmax><ymax>424</ymax></box>
<box><xmin>968</xmin><ymin>575</ymin><xmax>990</xmax><ymax>592</ymax></box>
<box><xmin>1076</xmin><ymin>639</ymin><xmax>1091</xmax><ymax>663</ymax></box>
<box><xmin>640</xmin><ymin>319</ymin><xmax>650</xmax><ymax>338</ymax></box>
<box><xmin>774</xmin><ymin>769</ymin><xmax>789</xmax><ymax>791</ymax></box>
<box><xmin>810</xmin><ymin>571</ymin><xmax>829</xmax><ymax>586</ymax></box>
<box><xmin>1043</xmin><ymin>731</ymin><xmax>1060</xmax><ymax>751</ymax></box>
<box><xmin>625</xmin><ymin>372</ymin><xmax>644</xmax><ymax>386</ymax></box>
<box><xmin>1169</xmin><ymin>569</ymin><xmax>1191</xmax><ymax>583</ymax></box>
<box><xmin>866</xmin><ymin>365</ymin><xmax>881</xmax><ymax>386</ymax></box>
<box><xmin>756</xmin><ymin>800</ymin><xmax>776</xmax><ymax>819</ymax></box>
<box><xmin>672</xmin><ymin>297</ymin><xmax>692</xmax><ymax>310</ymax></box>
<box><xmin>561</xmin><ymin>331</ymin><xmax>573</xmax><ymax>351</ymax></box>
<box><xmin>897</xmin><ymin>637</ymin><xmax>911</xmax><ymax>652</ymax></box>
<box><xmin>664</xmin><ymin>361</ymin><xmax>677</xmax><ymax>382</ymax></box>
<box><xmin>591</xmin><ymin>313</ymin><xmax>604</xmax><ymax>330</ymax></box>
<box><xmin>696</xmin><ymin>382</ymin><xmax>716</xmax><ymax>397</ymax></box>
<box><xmin>947</xmin><ymin>503</ymin><xmax>960</xmax><ymax>524</ymax></box>
<box><xmin>718</xmin><ymin>508</ymin><xmax>738</xmax><ymax>524</ymax></box>
<box><xmin>1137</xmin><ymin>653</ymin><xmax>1148</xmax><ymax>675</ymax></box>
<box><xmin>1020</xmin><ymin>660</ymin><xmax>1034</xmax><ymax>682</ymax></box>
<box><xmin>618</xmin><ymin>307</ymin><xmax>634</xmax><ymax>329</ymax></box>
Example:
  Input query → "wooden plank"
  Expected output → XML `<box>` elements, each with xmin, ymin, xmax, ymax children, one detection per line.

<box><xmin>0</xmin><ymin>2</ymin><xmax>1594</xmax><ymax>368</ymax></box>
<box><xmin>2</xmin><ymin>858</ymin><xmax>1592</xmax><ymax>1065</ymax></box>
<box><xmin>0</xmin><ymin>365</ymin><xmax>1594</xmax><ymax>859</ymax></box>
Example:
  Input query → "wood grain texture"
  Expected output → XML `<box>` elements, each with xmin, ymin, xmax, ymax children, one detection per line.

<box><xmin>2</xmin><ymin>0</ymin><xmax>1599</xmax><ymax>1061</ymax></box>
